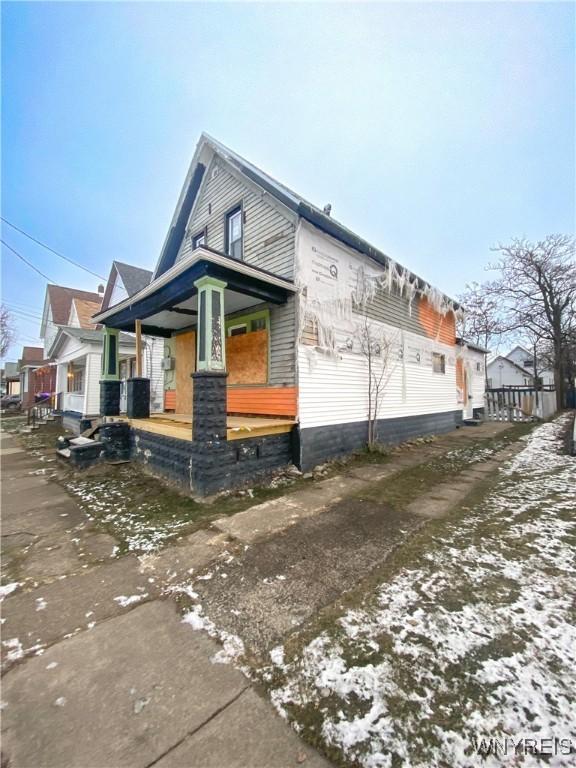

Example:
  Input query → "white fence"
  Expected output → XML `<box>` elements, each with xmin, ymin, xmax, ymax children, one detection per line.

<box><xmin>484</xmin><ymin>387</ymin><xmax>556</xmax><ymax>422</ymax></box>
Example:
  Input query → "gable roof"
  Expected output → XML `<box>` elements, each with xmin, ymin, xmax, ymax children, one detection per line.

<box><xmin>21</xmin><ymin>346</ymin><xmax>45</xmax><ymax>363</ymax></box>
<box><xmin>506</xmin><ymin>345</ymin><xmax>532</xmax><ymax>360</ymax></box>
<box><xmin>100</xmin><ymin>261</ymin><xmax>153</xmax><ymax>312</ymax></box>
<box><xmin>71</xmin><ymin>298</ymin><xmax>102</xmax><ymax>329</ymax></box>
<box><xmin>152</xmin><ymin>133</ymin><xmax>458</xmax><ymax>307</ymax></box>
<box><xmin>487</xmin><ymin>355</ymin><xmax>533</xmax><ymax>377</ymax></box>
<box><xmin>47</xmin><ymin>325</ymin><xmax>135</xmax><ymax>359</ymax></box>
<box><xmin>115</xmin><ymin>261</ymin><xmax>152</xmax><ymax>296</ymax></box>
<box><xmin>46</xmin><ymin>285</ymin><xmax>103</xmax><ymax>326</ymax></box>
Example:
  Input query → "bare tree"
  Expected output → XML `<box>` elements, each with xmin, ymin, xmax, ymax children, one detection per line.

<box><xmin>0</xmin><ymin>305</ymin><xmax>15</xmax><ymax>359</ymax></box>
<box><xmin>457</xmin><ymin>282</ymin><xmax>503</xmax><ymax>354</ymax></box>
<box><xmin>486</xmin><ymin>235</ymin><xmax>576</xmax><ymax>408</ymax></box>
<box><xmin>355</xmin><ymin>314</ymin><xmax>396</xmax><ymax>448</ymax></box>
<box><xmin>457</xmin><ymin>282</ymin><xmax>504</xmax><ymax>387</ymax></box>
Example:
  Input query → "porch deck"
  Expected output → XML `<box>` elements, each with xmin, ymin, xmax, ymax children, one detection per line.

<box><xmin>128</xmin><ymin>413</ymin><xmax>296</xmax><ymax>442</ymax></box>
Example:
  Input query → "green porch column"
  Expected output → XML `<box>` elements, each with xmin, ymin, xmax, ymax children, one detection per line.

<box><xmin>101</xmin><ymin>327</ymin><xmax>120</xmax><ymax>380</ymax></box>
<box><xmin>194</xmin><ymin>276</ymin><xmax>227</xmax><ymax>371</ymax></box>
<box><xmin>100</xmin><ymin>326</ymin><xmax>121</xmax><ymax>416</ymax></box>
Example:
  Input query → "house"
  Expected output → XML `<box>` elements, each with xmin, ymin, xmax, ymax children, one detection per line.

<box><xmin>93</xmin><ymin>133</ymin><xmax>469</xmax><ymax>495</ymax></box>
<box><xmin>18</xmin><ymin>346</ymin><xmax>51</xmax><ymax>407</ymax></box>
<box><xmin>2</xmin><ymin>362</ymin><xmax>20</xmax><ymax>396</ymax></box>
<box><xmin>41</xmin><ymin>285</ymin><xmax>105</xmax><ymax>358</ymax></box>
<box><xmin>456</xmin><ymin>339</ymin><xmax>487</xmax><ymax>419</ymax></box>
<box><xmin>44</xmin><ymin>266</ymin><xmax>164</xmax><ymax>432</ymax></box>
<box><xmin>487</xmin><ymin>352</ymin><xmax>535</xmax><ymax>388</ymax></box>
<box><xmin>504</xmin><ymin>345</ymin><xmax>555</xmax><ymax>386</ymax></box>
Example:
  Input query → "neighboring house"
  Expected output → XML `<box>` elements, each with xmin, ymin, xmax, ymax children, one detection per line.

<box><xmin>487</xmin><ymin>355</ymin><xmax>534</xmax><ymax>388</ymax></box>
<box><xmin>3</xmin><ymin>362</ymin><xmax>20</xmax><ymax>396</ymax></box>
<box><xmin>456</xmin><ymin>339</ymin><xmax>487</xmax><ymax>419</ymax></box>
<box><xmin>94</xmin><ymin>133</ymin><xmax>472</xmax><ymax>495</ymax></box>
<box><xmin>40</xmin><ymin>284</ymin><xmax>104</xmax><ymax>358</ymax></box>
<box><xmin>505</xmin><ymin>345</ymin><xmax>555</xmax><ymax>386</ymax></box>
<box><xmin>18</xmin><ymin>346</ymin><xmax>50</xmax><ymax>407</ymax></box>
<box><xmin>46</xmin><ymin>265</ymin><xmax>163</xmax><ymax>431</ymax></box>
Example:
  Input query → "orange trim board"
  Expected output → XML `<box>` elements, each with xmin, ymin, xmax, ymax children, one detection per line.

<box><xmin>227</xmin><ymin>386</ymin><xmax>298</xmax><ymax>417</ymax></box>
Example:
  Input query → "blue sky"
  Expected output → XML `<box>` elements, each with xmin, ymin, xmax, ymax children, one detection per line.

<box><xmin>2</xmin><ymin>1</ymin><xmax>574</xmax><ymax>360</ymax></box>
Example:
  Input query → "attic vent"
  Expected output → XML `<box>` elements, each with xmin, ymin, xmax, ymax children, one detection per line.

<box><xmin>211</xmin><ymin>166</ymin><xmax>219</xmax><ymax>180</ymax></box>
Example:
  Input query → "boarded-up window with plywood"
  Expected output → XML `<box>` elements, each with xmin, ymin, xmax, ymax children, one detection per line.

<box><xmin>226</xmin><ymin>329</ymin><xmax>268</xmax><ymax>385</ymax></box>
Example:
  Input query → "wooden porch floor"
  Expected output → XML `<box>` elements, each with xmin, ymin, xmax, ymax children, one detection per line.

<box><xmin>128</xmin><ymin>413</ymin><xmax>296</xmax><ymax>441</ymax></box>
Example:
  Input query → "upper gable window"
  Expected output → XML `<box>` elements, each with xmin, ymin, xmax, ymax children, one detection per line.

<box><xmin>192</xmin><ymin>230</ymin><xmax>206</xmax><ymax>250</ymax></box>
<box><xmin>226</xmin><ymin>206</ymin><xmax>243</xmax><ymax>260</ymax></box>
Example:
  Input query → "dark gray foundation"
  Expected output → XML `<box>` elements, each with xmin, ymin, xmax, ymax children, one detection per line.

<box><xmin>131</xmin><ymin>428</ymin><xmax>293</xmax><ymax>495</ymax></box>
<box><xmin>299</xmin><ymin>410</ymin><xmax>463</xmax><ymax>471</ymax></box>
<box><xmin>126</xmin><ymin>378</ymin><xmax>150</xmax><ymax>419</ymax></box>
<box><xmin>100</xmin><ymin>380</ymin><xmax>121</xmax><ymax>417</ymax></box>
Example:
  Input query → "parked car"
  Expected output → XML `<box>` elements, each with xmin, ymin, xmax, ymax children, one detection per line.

<box><xmin>1</xmin><ymin>394</ymin><xmax>22</xmax><ymax>412</ymax></box>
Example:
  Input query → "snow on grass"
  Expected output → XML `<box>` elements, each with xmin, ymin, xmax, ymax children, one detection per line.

<box><xmin>113</xmin><ymin>594</ymin><xmax>148</xmax><ymax>608</ymax></box>
<box><xmin>263</xmin><ymin>415</ymin><xmax>576</xmax><ymax>768</ymax></box>
<box><xmin>182</xmin><ymin>603</ymin><xmax>246</xmax><ymax>666</ymax></box>
<box><xmin>0</xmin><ymin>583</ymin><xmax>20</xmax><ymax>601</ymax></box>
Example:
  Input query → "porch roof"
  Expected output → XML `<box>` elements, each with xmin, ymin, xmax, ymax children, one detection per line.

<box><xmin>92</xmin><ymin>246</ymin><xmax>296</xmax><ymax>336</ymax></box>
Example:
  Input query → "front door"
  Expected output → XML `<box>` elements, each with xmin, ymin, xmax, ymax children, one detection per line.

<box><xmin>175</xmin><ymin>331</ymin><xmax>196</xmax><ymax>414</ymax></box>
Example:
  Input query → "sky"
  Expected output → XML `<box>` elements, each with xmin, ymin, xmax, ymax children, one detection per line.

<box><xmin>1</xmin><ymin>1</ymin><xmax>574</xmax><ymax>361</ymax></box>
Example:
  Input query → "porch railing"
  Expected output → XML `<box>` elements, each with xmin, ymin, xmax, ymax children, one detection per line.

<box><xmin>25</xmin><ymin>394</ymin><xmax>55</xmax><ymax>427</ymax></box>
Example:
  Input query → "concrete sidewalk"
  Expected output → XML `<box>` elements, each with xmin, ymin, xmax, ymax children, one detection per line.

<box><xmin>0</xmin><ymin>430</ymin><xmax>329</xmax><ymax>768</ymax></box>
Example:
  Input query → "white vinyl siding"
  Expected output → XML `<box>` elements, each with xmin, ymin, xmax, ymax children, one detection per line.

<box><xmin>142</xmin><ymin>335</ymin><xmax>165</xmax><ymax>413</ymax></box>
<box><xmin>298</xmin><ymin>330</ymin><xmax>459</xmax><ymax>429</ymax></box>
<box><xmin>465</xmin><ymin>349</ymin><xmax>486</xmax><ymax>408</ymax></box>
<box><xmin>84</xmin><ymin>353</ymin><xmax>102</xmax><ymax>416</ymax></box>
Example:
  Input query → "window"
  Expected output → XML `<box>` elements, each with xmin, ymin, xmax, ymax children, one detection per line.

<box><xmin>67</xmin><ymin>365</ymin><xmax>84</xmax><ymax>393</ymax></box>
<box><xmin>523</xmin><ymin>359</ymin><xmax>533</xmax><ymax>368</ymax></box>
<box><xmin>226</xmin><ymin>207</ymin><xmax>242</xmax><ymax>260</ymax></box>
<box><xmin>476</xmin><ymin>362</ymin><xmax>482</xmax><ymax>372</ymax></box>
<box><xmin>228</xmin><ymin>324</ymin><xmax>247</xmax><ymax>337</ymax></box>
<box><xmin>192</xmin><ymin>230</ymin><xmax>206</xmax><ymax>250</ymax></box>
<box><xmin>432</xmin><ymin>353</ymin><xmax>446</xmax><ymax>374</ymax></box>
<box><xmin>251</xmin><ymin>317</ymin><xmax>266</xmax><ymax>332</ymax></box>
<box><xmin>225</xmin><ymin>309</ymin><xmax>269</xmax><ymax>336</ymax></box>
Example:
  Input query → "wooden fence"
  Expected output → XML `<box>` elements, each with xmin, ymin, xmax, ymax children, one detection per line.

<box><xmin>484</xmin><ymin>387</ymin><xmax>556</xmax><ymax>422</ymax></box>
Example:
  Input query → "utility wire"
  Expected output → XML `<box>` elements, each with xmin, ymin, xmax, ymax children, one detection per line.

<box><xmin>1</xmin><ymin>239</ymin><xmax>54</xmax><ymax>282</ymax></box>
<box><xmin>1</xmin><ymin>217</ymin><xmax>107</xmax><ymax>281</ymax></box>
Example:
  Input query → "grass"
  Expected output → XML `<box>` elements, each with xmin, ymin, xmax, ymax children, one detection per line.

<box><xmin>60</xmin><ymin>463</ymin><xmax>314</xmax><ymax>555</ymax></box>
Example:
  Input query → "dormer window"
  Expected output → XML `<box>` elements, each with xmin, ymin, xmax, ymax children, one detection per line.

<box><xmin>226</xmin><ymin>206</ymin><xmax>242</xmax><ymax>260</ymax></box>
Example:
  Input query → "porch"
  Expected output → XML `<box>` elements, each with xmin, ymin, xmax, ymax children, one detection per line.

<box><xmin>92</xmin><ymin>246</ymin><xmax>299</xmax><ymax>495</ymax></box>
<box><xmin>126</xmin><ymin>412</ymin><xmax>296</xmax><ymax>441</ymax></box>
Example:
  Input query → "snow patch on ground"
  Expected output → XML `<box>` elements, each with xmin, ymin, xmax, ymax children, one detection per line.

<box><xmin>0</xmin><ymin>583</ymin><xmax>20</xmax><ymax>601</ymax></box>
<box><xmin>113</xmin><ymin>594</ymin><xmax>148</xmax><ymax>608</ymax></box>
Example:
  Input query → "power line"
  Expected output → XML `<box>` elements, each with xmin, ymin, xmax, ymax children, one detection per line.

<box><xmin>1</xmin><ymin>239</ymin><xmax>54</xmax><ymax>282</ymax></box>
<box><xmin>7</xmin><ymin>307</ymin><xmax>44</xmax><ymax>322</ymax></box>
<box><xmin>1</xmin><ymin>217</ymin><xmax>107</xmax><ymax>281</ymax></box>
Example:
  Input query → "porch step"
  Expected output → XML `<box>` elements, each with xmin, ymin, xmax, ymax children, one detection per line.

<box><xmin>81</xmin><ymin>420</ymin><xmax>102</xmax><ymax>440</ymax></box>
<box><xmin>70</xmin><ymin>436</ymin><xmax>95</xmax><ymax>446</ymax></box>
<box><xmin>463</xmin><ymin>418</ymin><xmax>482</xmax><ymax>426</ymax></box>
